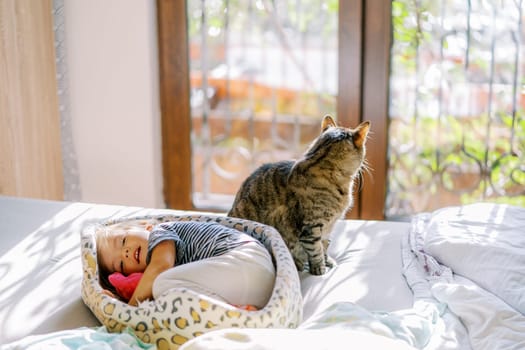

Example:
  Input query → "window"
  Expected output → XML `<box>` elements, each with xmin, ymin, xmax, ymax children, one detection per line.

<box><xmin>158</xmin><ymin>0</ymin><xmax>390</xmax><ymax>219</ymax></box>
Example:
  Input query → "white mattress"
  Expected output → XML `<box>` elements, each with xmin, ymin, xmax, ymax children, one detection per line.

<box><xmin>0</xmin><ymin>196</ymin><xmax>413</xmax><ymax>345</ymax></box>
<box><xmin>300</xmin><ymin>219</ymin><xmax>413</xmax><ymax>321</ymax></box>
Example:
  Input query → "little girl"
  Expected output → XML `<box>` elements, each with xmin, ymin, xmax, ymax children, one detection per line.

<box><xmin>96</xmin><ymin>220</ymin><xmax>275</xmax><ymax>309</ymax></box>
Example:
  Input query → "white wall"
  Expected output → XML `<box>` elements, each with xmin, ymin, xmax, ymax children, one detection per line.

<box><xmin>64</xmin><ymin>0</ymin><xmax>163</xmax><ymax>208</ymax></box>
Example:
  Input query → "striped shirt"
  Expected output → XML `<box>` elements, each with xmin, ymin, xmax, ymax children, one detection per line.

<box><xmin>146</xmin><ymin>221</ymin><xmax>256</xmax><ymax>266</ymax></box>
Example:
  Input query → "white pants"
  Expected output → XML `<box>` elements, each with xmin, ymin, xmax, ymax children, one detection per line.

<box><xmin>152</xmin><ymin>239</ymin><xmax>275</xmax><ymax>309</ymax></box>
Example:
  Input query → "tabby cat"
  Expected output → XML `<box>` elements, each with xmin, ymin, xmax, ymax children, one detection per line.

<box><xmin>228</xmin><ymin>115</ymin><xmax>370</xmax><ymax>275</ymax></box>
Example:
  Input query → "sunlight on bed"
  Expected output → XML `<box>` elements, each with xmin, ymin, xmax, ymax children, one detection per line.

<box><xmin>0</xmin><ymin>204</ymin><xmax>87</xmax><ymax>342</ymax></box>
<box><xmin>0</xmin><ymin>200</ymin><xmax>154</xmax><ymax>344</ymax></box>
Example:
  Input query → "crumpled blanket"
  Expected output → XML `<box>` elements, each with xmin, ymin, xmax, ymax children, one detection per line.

<box><xmin>1</xmin><ymin>326</ymin><xmax>154</xmax><ymax>350</ymax></box>
<box><xmin>402</xmin><ymin>202</ymin><xmax>525</xmax><ymax>350</ymax></box>
<box><xmin>299</xmin><ymin>300</ymin><xmax>441</xmax><ymax>349</ymax></box>
<box><xmin>178</xmin><ymin>300</ymin><xmax>440</xmax><ymax>350</ymax></box>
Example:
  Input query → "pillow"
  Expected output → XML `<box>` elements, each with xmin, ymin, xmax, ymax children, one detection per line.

<box><xmin>108</xmin><ymin>272</ymin><xmax>143</xmax><ymax>301</ymax></box>
<box><xmin>81</xmin><ymin>213</ymin><xmax>303</xmax><ymax>350</ymax></box>
<box><xmin>416</xmin><ymin>203</ymin><xmax>525</xmax><ymax>314</ymax></box>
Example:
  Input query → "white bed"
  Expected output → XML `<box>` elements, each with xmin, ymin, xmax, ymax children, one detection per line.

<box><xmin>1</xmin><ymin>195</ymin><xmax>523</xmax><ymax>349</ymax></box>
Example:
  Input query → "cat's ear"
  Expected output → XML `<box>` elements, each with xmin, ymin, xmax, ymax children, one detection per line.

<box><xmin>321</xmin><ymin>115</ymin><xmax>337</xmax><ymax>132</ymax></box>
<box><xmin>353</xmin><ymin>121</ymin><xmax>370</xmax><ymax>148</ymax></box>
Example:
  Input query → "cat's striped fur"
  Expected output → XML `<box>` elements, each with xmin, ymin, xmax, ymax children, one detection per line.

<box><xmin>228</xmin><ymin>115</ymin><xmax>370</xmax><ymax>275</ymax></box>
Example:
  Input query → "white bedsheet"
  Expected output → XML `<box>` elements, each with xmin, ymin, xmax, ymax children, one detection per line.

<box><xmin>403</xmin><ymin>203</ymin><xmax>525</xmax><ymax>350</ymax></box>
<box><xmin>300</xmin><ymin>219</ymin><xmax>413</xmax><ymax>321</ymax></box>
<box><xmin>6</xmin><ymin>197</ymin><xmax>521</xmax><ymax>349</ymax></box>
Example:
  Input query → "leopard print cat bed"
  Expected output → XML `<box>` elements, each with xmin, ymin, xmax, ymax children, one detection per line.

<box><xmin>80</xmin><ymin>213</ymin><xmax>303</xmax><ymax>349</ymax></box>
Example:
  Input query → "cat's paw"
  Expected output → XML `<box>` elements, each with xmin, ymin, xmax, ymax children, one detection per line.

<box><xmin>308</xmin><ymin>263</ymin><xmax>327</xmax><ymax>275</ymax></box>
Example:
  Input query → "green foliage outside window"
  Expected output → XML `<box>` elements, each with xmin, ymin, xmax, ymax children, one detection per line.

<box><xmin>388</xmin><ymin>0</ymin><xmax>525</xmax><ymax>216</ymax></box>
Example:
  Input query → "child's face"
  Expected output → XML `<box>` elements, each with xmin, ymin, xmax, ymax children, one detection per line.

<box><xmin>99</xmin><ymin>230</ymin><xmax>149</xmax><ymax>275</ymax></box>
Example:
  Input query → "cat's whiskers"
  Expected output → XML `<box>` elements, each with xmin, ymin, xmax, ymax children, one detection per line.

<box><xmin>356</xmin><ymin>158</ymin><xmax>374</xmax><ymax>190</ymax></box>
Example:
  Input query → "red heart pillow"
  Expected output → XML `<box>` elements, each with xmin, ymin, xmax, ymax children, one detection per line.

<box><xmin>108</xmin><ymin>272</ymin><xmax>143</xmax><ymax>301</ymax></box>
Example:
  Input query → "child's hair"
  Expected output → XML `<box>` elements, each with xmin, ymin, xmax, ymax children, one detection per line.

<box><xmin>95</xmin><ymin>226</ymin><xmax>117</xmax><ymax>295</ymax></box>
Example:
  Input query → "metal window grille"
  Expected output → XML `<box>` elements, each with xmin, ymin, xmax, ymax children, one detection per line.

<box><xmin>387</xmin><ymin>0</ymin><xmax>525</xmax><ymax>219</ymax></box>
<box><xmin>187</xmin><ymin>0</ymin><xmax>338</xmax><ymax>210</ymax></box>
